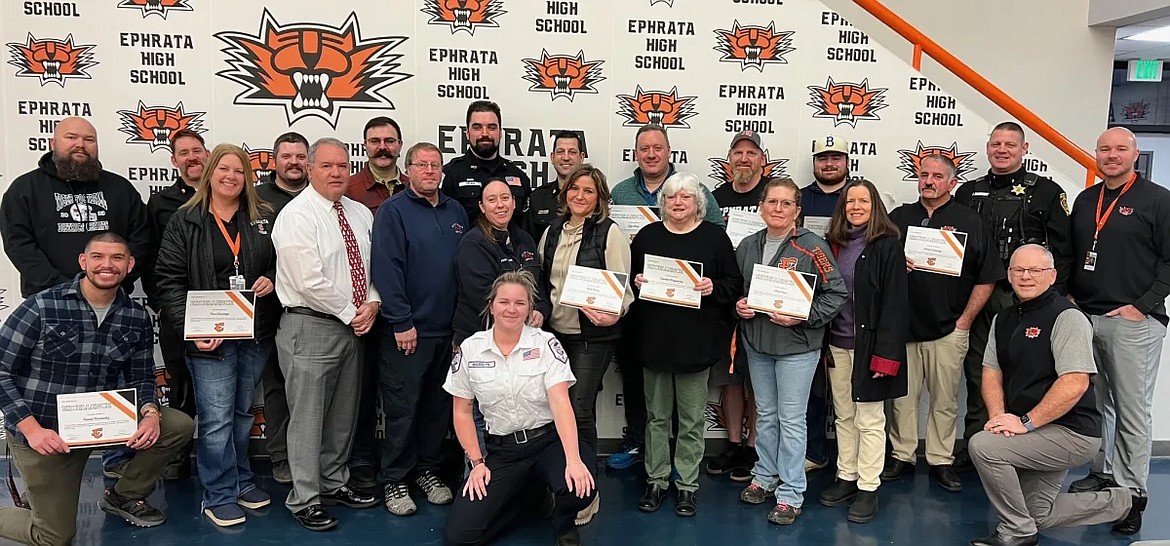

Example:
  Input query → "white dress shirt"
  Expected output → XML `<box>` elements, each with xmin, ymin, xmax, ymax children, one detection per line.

<box><xmin>271</xmin><ymin>185</ymin><xmax>380</xmax><ymax>324</ymax></box>
<box><xmin>444</xmin><ymin>326</ymin><xmax>576</xmax><ymax>435</ymax></box>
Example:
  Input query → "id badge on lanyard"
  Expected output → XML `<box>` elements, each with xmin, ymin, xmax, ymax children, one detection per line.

<box><xmin>215</xmin><ymin>213</ymin><xmax>246</xmax><ymax>290</ymax></box>
<box><xmin>1087</xmin><ymin>174</ymin><xmax>1136</xmax><ymax>271</ymax></box>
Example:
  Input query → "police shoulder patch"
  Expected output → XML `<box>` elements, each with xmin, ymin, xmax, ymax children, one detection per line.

<box><xmin>548</xmin><ymin>337</ymin><xmax>568</xmax><ymax>364</ymax></box>
<box><xmin>1059</xmin><ymin>192</ymin><xmax>1069</xmax><ymax>215</ymax></box>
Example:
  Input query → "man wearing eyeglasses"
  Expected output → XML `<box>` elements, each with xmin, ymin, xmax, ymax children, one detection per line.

<box><xmin>887</xmin><ymin>155</ymin><xmax>1003</xmax><ymax>494</ymax></box>
<box><xmin>348</xmin><ymin>117</ymin><xmax>409</xmax><ymax>218</ymax></box>
<box><xmin>967</xmin><ymin>244</ymin><xmax>1129</xmax><ymax>546</ymax></box>
<box><xmin>372</xmin><ymin>142</ymin><xmax>467</xmax><ymax>517</ymax></box>
<box><xmin>442</xmin><ymin>100</ymin><xmax>531</xmax><ymax>226</ymax></box>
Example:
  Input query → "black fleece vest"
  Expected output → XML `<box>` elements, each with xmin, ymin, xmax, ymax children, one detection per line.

<box><xmin>542</xmin><ymin>216</ymin><xmax>620</xmax><ymax>341</ymax></box>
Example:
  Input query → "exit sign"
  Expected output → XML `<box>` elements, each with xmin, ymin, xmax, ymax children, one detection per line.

<box><xmin>1128</xmin><ymin>59</ymin><xmax>1163</xmax><ymax>82</ymax></box>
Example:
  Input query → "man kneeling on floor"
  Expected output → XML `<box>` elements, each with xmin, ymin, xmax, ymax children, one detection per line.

<box><xmin>0</xmin><ymin>232</ymin><xmax>196</xmax><ymax>546</ymax></box>
<box><xmin>968</xmin><ymin>244</ymin><xmax>1132</xmax><ymax>546</ymax></box>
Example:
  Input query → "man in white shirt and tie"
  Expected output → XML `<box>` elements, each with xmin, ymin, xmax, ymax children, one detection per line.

<box><xmin>271</xmin><ymin>137</ymin><xmax>381</xmax><ymax>531</ymax></box>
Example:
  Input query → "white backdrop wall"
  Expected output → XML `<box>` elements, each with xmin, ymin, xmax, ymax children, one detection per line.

<box><xmin>0</xmin><ymin>0</ymin><xmax>1129</xmax><ymax>442</ymax></box>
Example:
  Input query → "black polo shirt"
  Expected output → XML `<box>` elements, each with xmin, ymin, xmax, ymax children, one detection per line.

<box><xmin>889</xmin><ymin>198</ymin><xmax>1004</xmax><ymax>341</ymax></box>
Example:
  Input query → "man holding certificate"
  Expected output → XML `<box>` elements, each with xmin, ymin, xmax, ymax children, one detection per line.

<box><xmin>629</xmin><ymin>173</ymin><xmax>742</xmax><ymax>517</ymax></box>
<box><xmin>0</xmin><ymin>232</ymin><xmax>195</xmax><ymax>545</ymax></box>
<box><xmin>886</xmin><ymin>155</ymin><xmax>1003</xmax><ymax>494</ymax></box>
<box><xmin>734</xmin><ymin>178</ymin><xmax>846</xmax><ymax>525</ymax></box>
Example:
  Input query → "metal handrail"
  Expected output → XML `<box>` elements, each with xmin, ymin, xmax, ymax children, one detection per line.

<box><xmin>852</xmin><ymin>0</ymin><xmax>1100</xmax><ymax>187</ymax></box>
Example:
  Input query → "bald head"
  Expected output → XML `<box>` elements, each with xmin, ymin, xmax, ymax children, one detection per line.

<box><xmin>1095</xmin><ymin>127</ymin><xmax>1139</xmax><ymax>187</ymax></box>
<box><xmin>51</xmin><ymin>116</ymin><xmax>101</xmax><ymax>181</ymax></box>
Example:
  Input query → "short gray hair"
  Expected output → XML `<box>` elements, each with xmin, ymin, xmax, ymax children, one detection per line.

<box><xmin>308</xmin><ymin>137</ymin><xmax>348</xmax><ymax>164</ymax></box>
<box><xmin>656</xmin><ymin>172</ymin><xmax>707</xmax><ymax>221</ymax></box>
<box><xmin>1011</xmin><ymin>244</ymin><xmax>1054</xmax><ymax>268</ymax></box>
<box><xmin>920</xmin><ymin>154</ymin><xmax>957</xmax><ymax>180</ymax></box>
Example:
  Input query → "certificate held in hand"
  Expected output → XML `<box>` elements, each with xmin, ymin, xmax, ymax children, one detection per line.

<box><xmin>609</xmin><ymin>206</ymin><xmax>659</xmax><ymax>241</ymax></box>
<box><xmin>558</xmin><ymin>265</ymin><xmax>629</xmax><ymax>315</ymax></box>
<box><xmin>905</xmin><ymin>226</ymin><xmax>967</xmax><ymax>277</ymax></box>
<box><xmin>639</xmin><ymin>254</ymin><xmax>704</xmax><ymax>309</ymax></box>
<box><xmin>747</xmin><ymin>265</ymin><xmax>817</xmax><ymax>320</ymax></box>
<box><xmin>184</xmin><ymin>290</ymin><xmax>256</xmax><ymax>340</ymax></box>
<box><xmin>726</xmin><ymin>210</ymin><xmax>767</xmax><ymax>249</ymax></box>
<box><xmin>56</xmin><ymin>389</ymin><xmax>138</xmax><ymax>448</ymax></box>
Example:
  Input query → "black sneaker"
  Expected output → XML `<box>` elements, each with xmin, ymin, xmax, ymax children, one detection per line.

<box><xmin>819</xmin><ymin>479</ymin><xmax>859</xmax><ymax>507</ymax></box>
<box><xmin>99</xmin><ymin>488</ymin><xmax>166</xmax><ymax>528</ymax></box>
<box><xmin>705</xmin><ymin>444</ymin><xmax>742</xmax><ymax>476</ymax></box>
<box><xmin>729</xmin><ymin>446</ymin><xmax>758</xmax><ymax>483</ymax></box>
<box><xmin>1069</xmin><ymin>472</ymin><xmax>1118</xmax><ymax>493</ymax></box>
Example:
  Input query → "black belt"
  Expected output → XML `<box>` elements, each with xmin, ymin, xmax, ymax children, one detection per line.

<box><xmin>285</xmin><ymin>306</ymin><xmax>343</xmax><ymax>324</ymax></box>
<box><xmin>487</xmin><ymin>422</ymin><xmax>555</xmax><ymax>446</ymax></box>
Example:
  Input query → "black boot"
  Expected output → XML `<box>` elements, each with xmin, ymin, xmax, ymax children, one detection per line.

<box><xmin>637</xmin><ymin>483</ymin><xmax>667</xmax><ymax>512</ymax></box>
<box><xmin>819</xmin><ymin>479</ymin><xmax>859</xmax><ymax>507</ymax></box>
<box><xmin>846</xmin><ymin>490</ymin><xmax>879</xmax><ymax>523</ymax></box>
<box><xmin>1112</xmin><ymin>495</ymin><xmax>1147</xmax><ymax>535</ymax></box>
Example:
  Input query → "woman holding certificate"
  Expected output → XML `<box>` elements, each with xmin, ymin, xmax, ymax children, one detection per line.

<box><xmin>733</xmin><ymin>178</ymin><xmax>847</xmax><ymax>525</ymax></box>
<box><xmin>537</xmin><ymin>164</ymin><xmax>632</xmax><ymax>522</ymax></box>
<box><xmin>629</xmin><ymin>172</ymin><xmax>742</xmax><ymax>517</ymax></box>
<box><xmin>155</xmin><ymin>143</ymin><xmax>279</xmax><ymax>527</ymax></box>
<box><xmin>817</xmin><ymin>178</ymin><xmax>908</xmax><ymax>524</ymax></box>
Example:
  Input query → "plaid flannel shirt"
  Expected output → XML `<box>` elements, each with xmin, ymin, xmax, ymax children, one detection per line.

<box><xmin>0</xmin><ymin>275</ymin><xmax>155</xmax><ymax>444</ymax></box>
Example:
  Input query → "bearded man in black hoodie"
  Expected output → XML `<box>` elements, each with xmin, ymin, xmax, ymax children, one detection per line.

<box><xmin>1</xmin><ymin>116</ymin><xmax>150</xmax><ymax>297</ymax></box>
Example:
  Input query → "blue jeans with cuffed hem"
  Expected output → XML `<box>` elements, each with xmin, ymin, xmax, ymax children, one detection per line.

<box><xmin>744</xmin><ymin>342</ymin><xmax>819</xmax><ymax>508</ymax></box>
<box><xmin>188</xmin><ymin>339</ymin><xmax>270</xmax><ymax>508</ymax></box>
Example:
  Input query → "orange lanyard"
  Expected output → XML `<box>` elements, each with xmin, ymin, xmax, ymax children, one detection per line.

<box><xmin>213</xmin><ymin>213</ymin><xmax>241</xmax><ymax>271</ymax></box>
<box><xmin>1092</xmin><ymin>172</ymin><xmax>1136</xmax><ymax>248</ymax></box>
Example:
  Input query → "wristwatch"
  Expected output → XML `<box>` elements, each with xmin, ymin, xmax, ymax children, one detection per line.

<box><xmin>1021</xmin><ymin>413</ymin><xmax>1036</xmax><ymax>432</ymax></box>
<box><xmin>140</xmin><ymin>404</ymin><xmax>162</xmax><ymax>420</ymax></box>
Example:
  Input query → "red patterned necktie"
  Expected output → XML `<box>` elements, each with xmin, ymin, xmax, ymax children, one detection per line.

<box><xmin>334</xmin><ymin>201</ymin><xmax>367</xmax><ymax>306</ymax></box>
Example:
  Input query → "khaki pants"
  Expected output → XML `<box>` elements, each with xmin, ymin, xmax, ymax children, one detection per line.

<box><xmin>828</xmin><ymin>346</ymin><xmax>886</xmax><ymax>492</ymax></box>
<box><xmin>0</xmin><ymin>407</ymin><xmax>195</xmax><ymax>546</ymax></box>
<box><xmin>889</xmin><ymin>328</ymin><xmax>969</xmax><ymax>465</ymax></box>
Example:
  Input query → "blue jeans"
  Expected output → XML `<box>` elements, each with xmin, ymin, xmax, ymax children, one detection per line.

<box><xmin>744</xmin><ymin>342</ymin><xmax>820</xmax><ymax>507</ymax></box>
<box><xmin>188</xmin><ymin>339</ymin><xmax>270</xmax><ymax>508</ymax></box>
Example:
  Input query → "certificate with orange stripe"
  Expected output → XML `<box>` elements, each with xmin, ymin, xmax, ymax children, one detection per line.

<box><xmin>559</xmin><ymin>265</ymin><xmax>629</xmax><ymax>315</ymax></box>
<box><xmin>746</xmin><ymin>265</ymin><xmax>817</xmax><ymax>320</ymax></box>
<box><xmin>184</xmin><ymin>290</ymin><xmax>256</xmax><ymax>340</ymax></box>
<box><xmin>610</xmin><ymin>206</ymin><xmax>660</xmax><ymax>241</ymax></box>
<box><xmin>905</xmin><ymin>226</ymin><xmax>967</xmax><ymax>277</ymax></box>
<box><xmin>56</xmin><ymin>389</ymin><xmax>138</xmax><ymax>448</ymax></box>
<box><xmin>639</xmin><ymin>254</ymin><xmax>704</xmax><ymax>309</ymax></box>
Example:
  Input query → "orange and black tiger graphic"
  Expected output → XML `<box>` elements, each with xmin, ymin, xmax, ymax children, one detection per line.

<box><xmin>616</xmin><ymin>86</ymin><xmax>698</xmax><ymax>128</ymax></box>
<box><xmin>244</xmin><ymin>144</ymin><xmax>275</xmax><ymax>184</ymax></box>
<box><xmin>117</xmin><ymin>101</ymin><xmax>207</xmax><ymax>153</ymax></box>
<box><xmin>6</xmin><ymin>34</ymin><xmax>97</xmax><ymax>87</ymax></box>
<box><xmin>423</xmin><ymin>0</ymin><xmax>507</xmax><ymax>34</ymax></box>
<box><xmin>215</xmin><ymin>9</ymin><xmax>411</xmax><ymax>128</ymax></box>
<box><xmin>714</xmin><ymin>21</ymin><xmax>795</xmax><ymax>71</ymax></box>
<box><xmin>522</xmin><ymin>50</ymin><xmax>605</xmax><ymax>101</ymax></box>
<box><xmin>896</xmin><ymin>142</ymin><xmax>977</xmax><ymax>182</ymax></box>
<box><xmin>117</xmin><ymin>0</ymin><xmax>193</xmax><ymax>19</ymax></box>
<box><xmin>807</xmin><ymin>77</ymin><xmax>888</xmax><ymax>128</ymax></box>
<box><xmin>709</xmin><ymin>151</ymin><xmax>789</xmax><ymax>187</ymax></box>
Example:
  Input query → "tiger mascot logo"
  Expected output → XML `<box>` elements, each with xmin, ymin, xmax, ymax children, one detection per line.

<box><xmin>215</xmin><ymin>9</ymin><xmax>411</xmax><ymax>128</ymax></box>
<box><xmin>896</xmin><ymin>142</ymin><xmax>977</xmax><ymax>182</ymax></box>
<box><xmin>244</xmin><ymin>144</ymin><xmax>275</xmax><ymax>184</ymax></box>
<box><xmin>6</xmin><ymin>34</ymin><xmax>98</xmax><ymax>87</ymax></box>
<box><xmin>1122</xmin><ymin>100</ymin><xmax>1150</xmax><ymax>122</ymax></box>
<box><xmin>422</xmin><ymin>0</ymin><xmax>507</xmax><ymax>35</ymax></box>
<box><xmin>116</xmin><ymin>0</ymin><xmax>193</xmax><ymax>19</ymax></box>
<box><xmin>714</xmin><ymin>21</ymin><xmax>795</xmax><ymax>72</ymax></box>
<box><xmin>522</xmin><ymin>50</ymin><xmax>605</xmax><ymax>101</ymax></box>
<box><xmin>807</xmin><ymin>77</ymin><xmax>888</xmax><ymax>128</ymax></box>
<box><xmin>616</xmin><ymin>86</ymin><xmax>698</xmax><ymax>128</ymax></box>
<box><xmin>116</xmin><ymin>101</ymin><xmax>207</xmax><ymax>153</ymax></box>
<box><xmin>708</xmin><ymin>151</ymin><xmax>789</xmax><ymax>187</ymax></box>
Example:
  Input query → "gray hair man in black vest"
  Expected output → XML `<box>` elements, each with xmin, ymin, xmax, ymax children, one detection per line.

<box><xmin>966</xmin><ymin>244</ymin><xmax>1131</xmax><ymax>546</ymax></box>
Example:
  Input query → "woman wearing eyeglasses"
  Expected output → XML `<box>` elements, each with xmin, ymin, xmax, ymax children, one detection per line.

<box><xmin>734</xmin><ymin>178</ymin><xmax>847</xmax><ymax>525</ymax></box>
<box><xmin>818</xmin><ymin>178</ymin><xmax>909</xmax><ymax>524</ymax></box>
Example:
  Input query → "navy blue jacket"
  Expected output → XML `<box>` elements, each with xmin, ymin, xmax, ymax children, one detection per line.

<box><xmin>452</xmin><ymin>224</ymin><xmax>551</xmax><ymax>346</ymax></box>
<box><xmin>372</xmin><ymin>187</ymin><xmax>468</xmax><ymax>337</ymax></box>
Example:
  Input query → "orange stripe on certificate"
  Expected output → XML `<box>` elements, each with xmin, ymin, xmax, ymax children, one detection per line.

<box><xmin>226</xmin><ymin>291</ymin><xmax>255</xmax><ymax>319</ymax></box>
<box><xmin>636</xmin><ymin>207</ymin><xmax>658</xmax><ymax>222</ymax></box>
<box><xmin>100</xmin><ymin>392</ymin><xmax>137</xmax><ymax>420</ymax></box>
<box><xmin>788</xmin><ymin>270</ymin><xmax>813</xmax><ymax>302</ymax></box>
<box><xmin>600</xmin><ymin>271</ymin><xmax>625</xmax><ymax>298</ymax></box>
<box><xmin>675</xmin><ymin>260</ymin><xmax>701</xmax><ymax>285</ymax></box>
<box><xmin>940</xmin><ymin>230</ymin><xmax>964</xmax><ymax>258</ymax></box>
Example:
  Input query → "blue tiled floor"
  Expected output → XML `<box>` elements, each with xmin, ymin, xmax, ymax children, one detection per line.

<box><xmin>0</xmin><ymin>458</ymin><xmax>1166</xmax><ymax>545</ymax></box>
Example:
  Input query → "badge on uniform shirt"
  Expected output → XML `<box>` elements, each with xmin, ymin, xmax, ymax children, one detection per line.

<box><xmin>459</xmin><ymin>180</ymin><xmax>482</xmax><ymax>187</ymax></box>
<box><xmin>522</xmin><ymin>348</ymin><xmax>541</xmax><ymax>361</ymax></box>
<box><xmin>452</xmin><ymin>222</ymin><xmax>465</xmax><ymax>234</ymax></box>
<box><xmin>1083</xmin><ymin>250</ymin><xmax>1097</xmax><ymax>271</ymax></box>
<box><xmin>548</xmin><ymin>339</ymin><xmax>568</xmax><ymax>364</ymax></box>
<box><xmin>468</xmin><ymin>360</ymin><xmax>495</xmax><ymax>368</ymax></box>
<box><xmin>1025</xmin><ymin>327</ymin><xmax>1041</xmax><ymax>339</ymax></box>
<box><xmin>1011</xmin><ymin>184</ymin><xmax>1026</xmax><ymax>196</ymax></box>
<box><xmin>1119</xmin><ymin>206</ymin><xmax>1134</xmax><ymax>216</ymax></box>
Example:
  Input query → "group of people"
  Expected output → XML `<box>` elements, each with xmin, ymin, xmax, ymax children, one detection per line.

<box><xmin>0</xmin><ymin>98</ymin><xmax>1164</xmax><ymax>546</ymax></box>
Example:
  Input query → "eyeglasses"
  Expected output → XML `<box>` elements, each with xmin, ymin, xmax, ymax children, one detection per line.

<box><xmin>366</xmin><ymin>137</ymin><xmax>399</xmax><ymax>147</ymax></box>
<box><xmin>410</xmin><ymin>162</ymin><xmax>442</xmax><ymax>171</ymax></box>
<box><xmin>762</xmin><ymin>198</ymin><xmax>798</xmax><ymax>209</ymax></box>
<box><xmin>1008</xmin><ymin>267</ymin><xmax>1054</xmax><ymax>277</ymax></box>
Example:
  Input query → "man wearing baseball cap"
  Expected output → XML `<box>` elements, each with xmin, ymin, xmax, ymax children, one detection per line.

<box><xmin>798</xmin><ymin>134</ymin><xmax>850</xmax><ymax>476</ymax></box>
<box><xmin>706</xmin><ymin>130</ymin><xmax>771</xmax><ymax>482</ymax></box>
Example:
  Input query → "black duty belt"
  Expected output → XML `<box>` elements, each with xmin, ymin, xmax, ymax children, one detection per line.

<box><xmin>285</xmin><ymin>306</ymin><xmax>343</xmax><ymax>324</ymax></box>
<box><xmin>487</xmin><ymin>421</ymin><xmax>556</xmax><ymax>446</ymax></box>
